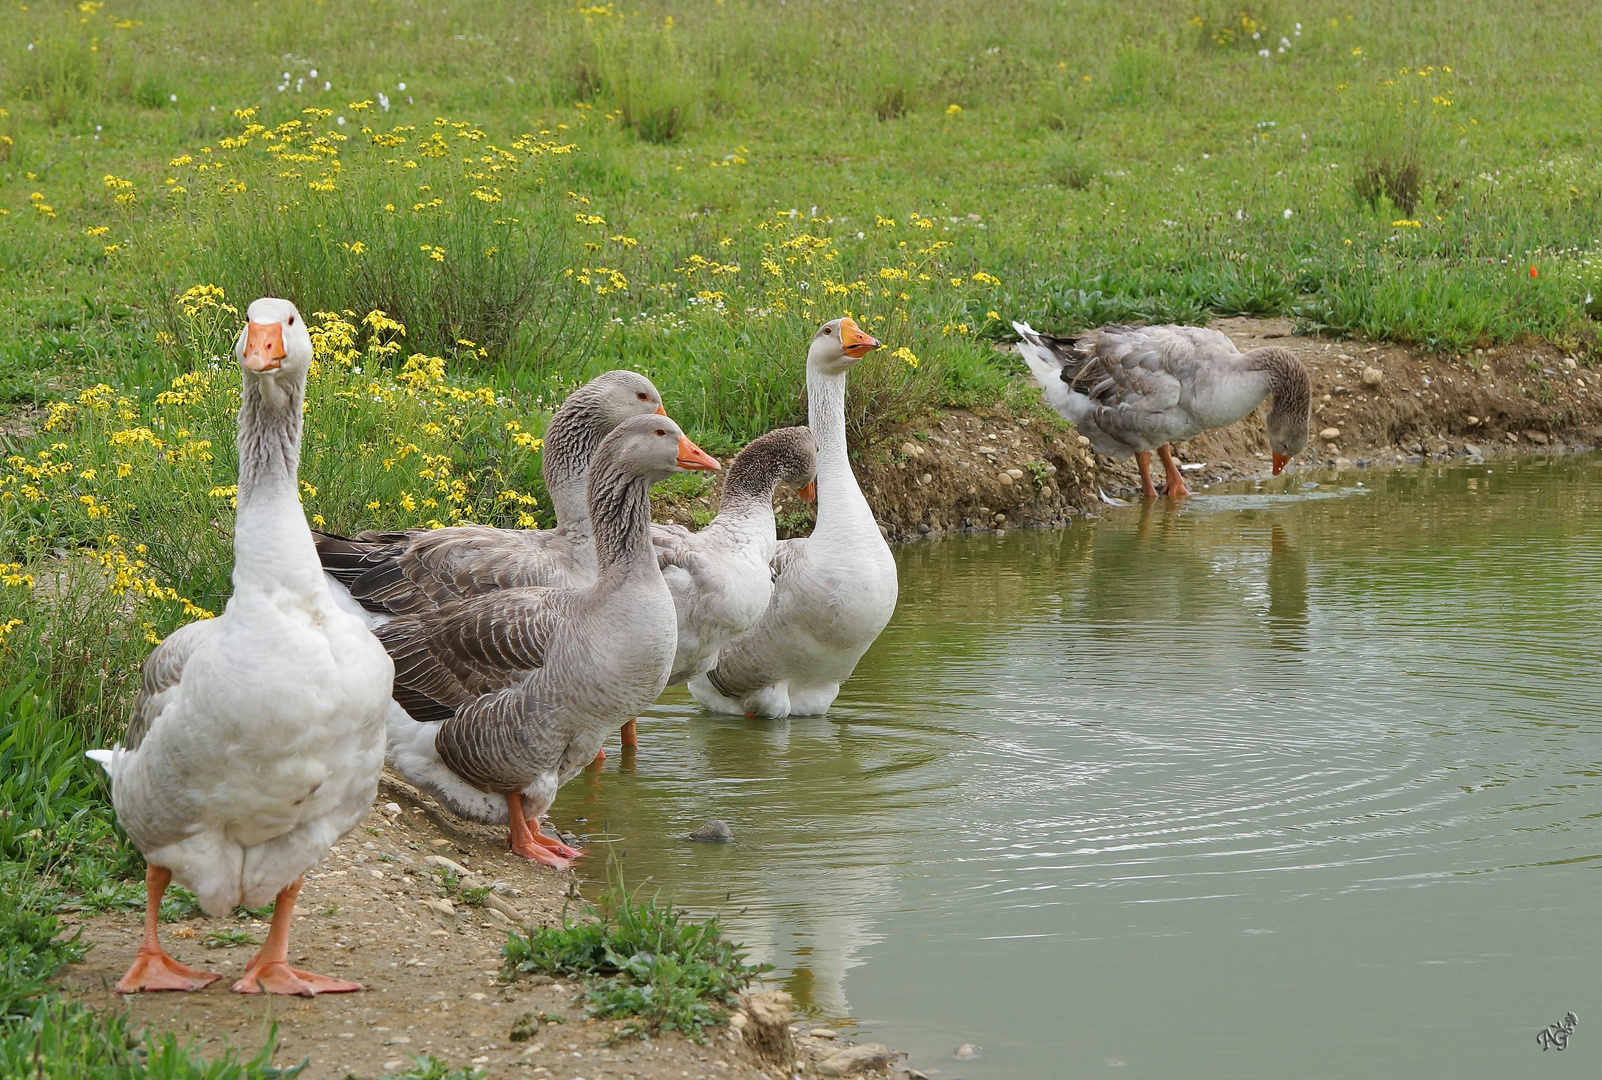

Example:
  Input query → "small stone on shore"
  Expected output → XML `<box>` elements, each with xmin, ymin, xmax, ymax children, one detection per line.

<box><xmin>1319</xmin><ymin>426</ymin><xmax>1341</xmax><ymax>440</ymax></box>
<box><xmin>817</xmin><ymin>1042</ymin><xmax>895</xmax><ymax>1076</ymax></box>
<box><xmin>953</xmin><ymin>1043</ymin><xmax>980</xmax><ymax>1060</ymax></box>
<box><xmin>689</xmin><ymin>819</ymin><xmax>734</xmax><ymax>842</ymax></box>
<box><xmin>1361</xmin><ymin>366</ymin><xmax>1384</xmax><ymax>387</ymax></box>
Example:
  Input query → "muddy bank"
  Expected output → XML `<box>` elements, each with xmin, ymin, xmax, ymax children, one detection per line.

<box><xmin>57</xmin><ymin>772</ymin><xmax>915</xmax><ymax>1080</ymax></box>
<box><xmin>805</xmin><ymin>316</ymin><xmax>1602</xmax><ymax>538</ymax></box>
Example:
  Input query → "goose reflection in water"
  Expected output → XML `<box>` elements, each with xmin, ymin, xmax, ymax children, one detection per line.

<box><xmin>1266</xmin><ymin>524</ymin><xmax>1310</xmax><ymax>653</ymax></box>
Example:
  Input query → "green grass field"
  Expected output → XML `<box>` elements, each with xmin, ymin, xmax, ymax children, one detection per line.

<box><xmin>1</xmin><ymin>1</ymin><xmax>1600</xmax><ymax>1071</ymax></box>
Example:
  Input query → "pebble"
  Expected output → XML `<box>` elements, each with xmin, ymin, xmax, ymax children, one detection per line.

<box><xmin>1465</xmin><ymin>415</ymin><xmax>1481</xmax><ymax>425</ymax></box>
<box><xmin>816</xmin><ymin>1043</ymin><xmax>895</xmax><ymax>1076</ymax></box>
<box><xmin>953</xmin><ymin>1043</ymin><xmax>980</xmax><ymax>1060</ymax></box>
<box><xmin>920</xmin><ymin>472</ymin><xmax>932</xmax><ymax>484</ymax></box>
<box><xmin>423</xmin><ymin>855</ymin><xmax>471</xmax><ymax>876</ymax></box>
<box><xmin>1319</xmin><ymin>427</ymin><xmax>1341</xmax><ymax>440</ymax></box>
<box><xmin>1006</xmin><ymin>468</ymin><xmax>1024</xmax><ymax>479</ymax></box>
<box><xmin>809</xmin><ymin>1028</ymin><xmax>838</xmax><ymax>1039</ymax></box>
<box><xmin>996</xmin><ymin>472</ymin><xmax>1013</xmax><ymax>486</ymax></box>
<box><xmin>688</xmin><ymin>819</ymin><xmax>734</xmax><ymax>842</ymax></box>
<box><xmin>1076</xmin><ymin>435</ymin><xmax>1091</xmax><ymax>447</ymax></box>
<box><xmin>1463</xmin><ymin>443</ymin><xmax>1481</xmax><ymax>455</ymax></box>
<box><xmin>1361</xmin><ymin>366</ymin><xmax>1384</xmax><ymax>387</ymax></box>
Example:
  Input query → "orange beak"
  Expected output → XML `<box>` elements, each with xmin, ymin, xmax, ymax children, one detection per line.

<box><xmin>242</xmin><ymin>321</ymin><xmax>286</xmax><ymax>372</ymax></box>
<box><xmin>655</xmin><ymin>403</ymin><xmax>667</xmax><ymax>416</ymax></box>
<box><xmin>1271</xmin><ymin>452</ymin><xmax>1290</xmax><ymax>475</ymax></box>
<box><xmin>838</xmin><ymin>317</ymin><xmax>881</xmax><ymax>358</ymax></box>
<box><xmin>796</xmin><ymin>479</ymin><xmax>817</xmax><ymax>503</ymax></box>
<box><xmin>676</xmin><ymin>435</ymin><xmax>721</xmax><ymax>472</ymax></box>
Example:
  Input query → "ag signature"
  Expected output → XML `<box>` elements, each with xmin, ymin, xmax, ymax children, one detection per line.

<box><xmin>1537</xmin><ymin>1011</ymin><xmax>1578</xmax><ymax>1051</ymax></box>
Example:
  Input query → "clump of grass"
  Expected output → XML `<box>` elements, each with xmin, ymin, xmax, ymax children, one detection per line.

<box><xmin>159</xmin><ymin>109</ymin><xmax>590</xmax><ymax>364</ymax></box>
<box><xmin>1042</xmin><ymin>137</ymin><xmax>1101</xmax><ymax>190</ymax></box>
<box><xmin>594</xmin><ymin>15</ymin><xmax>698</xmax><ymax>143</ymax></box>
<box><xmin>503</xmin><ymin>874</ymin><xmax>768</xmax><ymax>1041</ymax></box>
<box><xmin>1346</xmin><ymin>66</ymin><xmax>1461</xmax><ymax>217</ymax></box>
<box><xmin>1106</xmin><ymin>41</ymin><xmax>1175</xmax><ymax>106</ymax></box>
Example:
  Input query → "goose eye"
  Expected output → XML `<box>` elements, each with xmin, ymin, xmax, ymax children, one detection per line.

<box><xmin>823</xmin><ymin>326</ymin><xmax>833</xmax><ymax>335</ymax></box>
<box><xmin>655</xmin><ymin>428</ymin><xmax>667</xmax><ymax>437</ymax></box>
<box><xmin>637</xmin><ymin>391</ymin><xmax>649</xmax><ymax>401</ymax></box>
<box><xmin>288</xmin><ymin>315</ymin><xmax>296</xmax><ymax>326</ymax></box>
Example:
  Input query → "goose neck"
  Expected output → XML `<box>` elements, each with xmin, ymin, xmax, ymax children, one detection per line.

<box><xmin>588</xmin><ymin>465</ymin><xmax>658</xmax><ymax>586</ymax></box>
<box><xmin>233</xmin><ymin>374</ymin><xmax>318</xmax><ymax>588</ymax></box>
<box><xmin>807</xmin><ymin>365</ymin><xmax>875</xmax><ymax>530</ymax></box>
<box><xmin>540</xmin><ymin>407</ymin><xmax>602</xmax><ymax>528</ymax></box>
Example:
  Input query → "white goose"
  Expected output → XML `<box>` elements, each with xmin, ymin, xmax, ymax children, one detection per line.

<box><xmin>1014</xmin><ymin>321</ymin><xmax>1311</xmax><ymax>498</ymax></box>
<box><xmin>314</xmin><ymin>370</ymin><xmax>666</xmax><ymax>619</ymax></box>
<box><xmin>380</xmin><ymin>415</ymin><xmax>721</xmax><ymax>867</ymax></box>
<box><xmin>653</xmin><ymin>426</ymin><xmax>817</xmax><ymax>687</ymax></box>
<box><xmin>689</xmin><ymin>318</ymin><xmax>899</xmax><ymax>718</ymax></box>
<box><xmin>88</xmin><ymin>298</ymin><xmax>393</xmax><ymax>996</ymax></box>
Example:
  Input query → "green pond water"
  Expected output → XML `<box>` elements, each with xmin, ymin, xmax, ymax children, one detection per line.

<box><xmin>552</xmin><ymin>453</ymin><xmax>1602</xmax><ymax>1079</ymax></box>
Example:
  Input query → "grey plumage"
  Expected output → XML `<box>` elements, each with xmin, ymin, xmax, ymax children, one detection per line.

<box><xmin>314</xmin><ymin>370</ymin><xmax>664</xmax><ymax>613</ymax></box>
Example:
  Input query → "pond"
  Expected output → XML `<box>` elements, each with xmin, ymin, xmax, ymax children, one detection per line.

<box><xmin>552</xmin><ymin>453</ymin><xmax>1602</xmax><ymax>1079</ymax></box>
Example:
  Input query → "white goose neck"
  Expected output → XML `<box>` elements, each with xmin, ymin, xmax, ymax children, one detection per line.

<box><xmin>233</xmin><ymin>373</ymin><xmax>319</xmax><ymax>592</ymax></box>
<box><xmin>807</xmin><ymin>364</ymin><xmax>876</xmax><ymax>535</ymax></box>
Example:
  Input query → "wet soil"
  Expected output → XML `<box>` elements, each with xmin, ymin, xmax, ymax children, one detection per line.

<box><xmin>57</xmin><ymin>774</ymin><xmax>905</xmax><ymax>1080</ymax></box>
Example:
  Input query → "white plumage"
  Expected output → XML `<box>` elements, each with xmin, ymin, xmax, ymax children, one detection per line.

<box><xmin>90</xmin><ymin>298</ymin><xmax>393</xmax><ymax>997</ymax></box>
<box><xmin>690</xmin><ymin>318</ymin><xmax>899</xmax><ymax>719</ymax></box>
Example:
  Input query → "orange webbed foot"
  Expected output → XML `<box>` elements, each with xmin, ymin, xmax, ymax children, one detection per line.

<box><xmin>232</xmin><ymin>960</ymin><xmax>360</xmax><ymax>996</ymax></box>
<box><xmin>527</xmin><ymin>823</ymin><xmax>584</xmax><ymax>861</ymax></box>
<box><xmin>509</xmin><ymin>836</ymin><xmax>576</xmax><ymax>869</ymax></box>
<box><xmin>114</xmin><ymin>948</ymin><xmax>220</xmax><ymax>994</ymax></box>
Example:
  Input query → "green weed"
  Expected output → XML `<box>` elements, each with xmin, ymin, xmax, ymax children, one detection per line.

<box><xmin>503</xmin><ymin>874</ymin><xmax>767</xmax><ymax>1041</ymax></box>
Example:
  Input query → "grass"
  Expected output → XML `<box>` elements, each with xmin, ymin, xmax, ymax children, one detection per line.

<box><xmin>503</xmin><ymin>873</ymin><xmax>768</xmax><ymax>1041</ymax></box>
<box><xmin>0</xmin><ymin>0</ymin><xmax>1599</xmax><ymax>1064</ymax></box>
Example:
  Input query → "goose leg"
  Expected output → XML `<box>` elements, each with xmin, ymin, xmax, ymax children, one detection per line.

<box><xmin>1157</xmin><ymin>445</ymin><xmax>1191</xmax><ymax>498</ymax></box>
<box><xmin>620</xmin><ymin>718</ymin><xmax>638</xmax><ymax>748</ymax></box>
<box><xmin>1136</xmin><ymin>452</ymin><xmax>1158</xmax><ymax>500</ymax></box>
<box><xmin>232</xmin><ymin>877</ymin><xmax>359</xmax><ymax>995</ymax></box>
<box><xmin>114</xmin><ymin>866</ymin><xmax>220</xmax><ymax>993</ymax></box>
<box><xmin>506</xmin><ymin>793</ymin><xmax>584</xmax><ymax>866</ymax></box>
<box><xmin>586</xmin><ymin>746</ymin><xmax>606</xmax><ymax>771</ymax></box>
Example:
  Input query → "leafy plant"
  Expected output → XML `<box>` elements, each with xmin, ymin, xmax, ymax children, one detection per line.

<box><xmin>205</xmin><ymin>927</ymin><xmax>258</xmax><ymax>949</ymax></box>
<box><xmin>503</xmin><ymin>873</ymin><xmax>767</xmax><ymax>1040</ymax></box>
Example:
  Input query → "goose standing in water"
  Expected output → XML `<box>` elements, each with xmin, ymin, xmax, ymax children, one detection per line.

<box><xmin>314</xmin><ymin>370</ymin><xmax>666</xmax><ymax>619</ymax></box>
<box><xmin>88</xmin><ymin>299</ymin><xmax>393</xmax><ymax>995</ymax></box>
<box><xmin>690</xmin><ymin>318</ymin><xmax>899</xmax><ymax>719</ymax></box>
<box><xmin>653</xmin><ymin>426</ymin><xmax>818</xmax><ymax>688</ymax></box>
<box><xmin>1014</xmin><ymin>321</ymin><xmax>1311</xmax><ymax>498</ymax></box>
<box><xmin>379</xmin><ymin>415</ymin><xmax>721</xmax><ymax>867</ymax></box>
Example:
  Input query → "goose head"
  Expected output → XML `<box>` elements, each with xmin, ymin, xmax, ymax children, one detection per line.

<box><xmin>807</xmin><ymin>317</ymin><xmax>881</xmax><ymax>376</ymax></box>
<box><xmin>725</xmin><ymin>426</ymin><xmax>819</xmax><ymax>503</ymax></box>
<box><xmin>582</xmin><ymin>369</ymin><xmax>667</xmax><ymax>425</ymax></box>
<box><xmin>235</xmin><ymin>298</ymin><xmax>313</xmax><ymax>383</ymax></box>
<box><xmin>597</xmin><ymin>413</ymin><xmax>721</xmax><ymax>485</ymax></box>
<box><xmin>1267</xmin><ymin>410</ymin><xmax>1310</xmax><ymax>475</ymax></box>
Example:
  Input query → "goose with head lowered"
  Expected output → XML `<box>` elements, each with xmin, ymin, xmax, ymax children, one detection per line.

<box><xmin>380</xmin><ymin>414</ymin><xmax>721</xmax><ymax>867</ymax></box>
<box><xmin>689</xmin><ymin>317</ymin><xmax>898</xmax><ymax>719</ymax></box>
<box><xmin>314</xmin><ymin>370</ymin><xmax>666</xmax><ymax>621</ymax></box>
<box><xmin>1014</xmin><ymin>321</ymin><xmax>1311</xmax><ymax>498</ymax></box>
<box><xmin>87</xmin><ymin>298</ymin><xmax>394</xmax><ymax>996</ymax></box>
<box><xmin>653</xmin><ymin>426</ymin><xmax>817</xmax><ymax>688</ymax></box>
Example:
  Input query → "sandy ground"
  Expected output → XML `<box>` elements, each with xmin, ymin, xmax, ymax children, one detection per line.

<box><xmin>57</xmin><ymin>775</ymin><xmax>909</xmax><ymax>1080</ymax></box>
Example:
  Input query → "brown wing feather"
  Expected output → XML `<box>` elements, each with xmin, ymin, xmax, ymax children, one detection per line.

<box><xmin>375</xmin><ymin>587</ymin><xmax>561</xmax><ymax>723</ymax></box>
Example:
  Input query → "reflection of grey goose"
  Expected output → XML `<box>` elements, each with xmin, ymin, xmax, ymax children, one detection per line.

<box><xmin>379</xmin><ymin>414</ymin><xmax>721</xmax><ymax>867</ymax></box>
<box><xmin>88</xmin><ymin>298</ymin><xmax>394</xmax><ymax>997</ymax></box>
<box><xmin>690</xmin><ymin>318</ymin><xmax>899</xmax><ymax>719</ymax></box>
<box><xmin>654</xmin><ymin>426</ymin><xmax>818</xmax><ymax>687</ymax></box>
<box><xmin>314</xmin><ymin>370</ymin><xmax>666</xmax><ymax>620</ymax></box>
<box><xmin>1014</xmin><ymin>321</ymin><xmax>1310</xmax><ymax>499</ymax></box>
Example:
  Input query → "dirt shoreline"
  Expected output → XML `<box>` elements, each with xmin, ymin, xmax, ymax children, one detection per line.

<box><xmin>58</xmin><ymin>772</ymin><xmax>917</xmax><ymax>1080</ymax></box>
<box><xmin>661</xmin><ymin>316</ymin><xmax>1602</xmax><ymax>540</ymax></box>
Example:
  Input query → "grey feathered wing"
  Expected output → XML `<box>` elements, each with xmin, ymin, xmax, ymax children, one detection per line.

<box><xmin>376</xmin><ymin>587</ymin><xmax>572</xmax><ymax>794</ymax></box>
<box><xmin>124</xmin><ymin>618</ymin><xmax>216</xmax><ymax>752</ymax></box>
